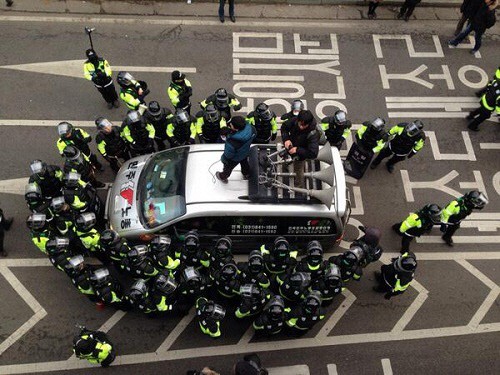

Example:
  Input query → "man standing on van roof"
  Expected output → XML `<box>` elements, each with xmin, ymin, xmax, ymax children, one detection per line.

<box><xmin>216</xmin><ymin>116</ymin><xmax>256</xmax><ymax>184</ymax></box>
<box><xmin>281</xmin><ymin>109</ymin><xmax>320</xmax><ymax>188</ymax></box>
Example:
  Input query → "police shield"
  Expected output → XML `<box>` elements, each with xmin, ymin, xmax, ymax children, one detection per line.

<box><xmin>344</xmin><ymin>141</ymin><xmax>374</xmax><ymax>179</ymax></box>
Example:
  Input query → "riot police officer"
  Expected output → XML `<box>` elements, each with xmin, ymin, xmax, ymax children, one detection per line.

<box><xmin>99</xmin><ymin>229</ymin><xmax>131</xmax><ymax>269</ymax></box>
<box><xmin>73</xmin><ymin>326</ymin><xmax>116</xmax><ymax>367</ymax></box>
<box><xmin>144</xmin><ymin>101</ymin><xmax>173</xmax><ymax>151</ymax></box>
<box><xmin>196</xmin><ymin>297</ymin><xmax>226</xmax><ymax>338</ymax></box>
<box><xmin>374</xmin><ymin>252</ymin><xmax>417</xmax><ymax>299</ymax></box>
<box><xmin>351</xmin><ymin>226</ymin><xmax>383</xmax><ymax>268</ymax></box>
<box><xmin>65</xmin><ymin>255</ymin><xmax>98</xmax><ymax>301</ymax></box>
<box><xmin>195</xmin><ymin>104</ymin><xmax>227</xmax><ymax>143</ymax></box>
<box><xmin>117</xmin><ymin>71</ymin><xmax>148</xmax><ymax>110</ymax></box>
<box><xmin>281</xmin><ymin>99</ymin><xmax>304</xmax><ymax>122</ymax></box>
<box><xmin>28</xmin><ymin>160</ymin><xmax>64</xmax><ymax>199</ymax></box>
<box><xmin>166</xmin><ymin>108</ymin><xmax>197</xmax><ymax>147</ymax></box>
<box><xmin>467</xmin><ymin>78</ymin><xmax>500</xmax><ymax>131</ymax></box>
<box><xmin>356</xmin><ymin>117</ymin><xmax>388</xmax><ymax>153</ymax></box>
<box><xmin>167</xmin><ymin>70</ymin><xmax>193</xmax><ymax>115</ymax></box>
<box><xmin>63</xmin><ymin>146</ymin><xmax>105</xmax><ymax>188</ymax></box>
<box><xmin>321</xmin><ymin>110</ymin><xmax>352</xmax><ymax>149</ymax></box>
<box><xmin>149</xmin><ymin>273</ymin><xmax>180</xmax><ymax>313</ymax></box>
<box><xmin>83</xmin><ymin>49</ymin><xmax>119</xmax><ymax>109</ymax></box>
<box><xmin>63</xmin><ymin>172</ymin><xmax>103</xmax><ymax>219</ymax></box>
<box><xmin>310</xmin><ymin>264</ymin><xmax>343</xmax><ymax>306</ymax></box>
<box><xmin>247</xmin><ymin>103</ymin><xmax>278</xmax><ymax>144</ymax></box>
<box><xmin>260</xmin><ymin>237</ymin><xmax>298</xmax><ymax>280</ymax></box>
<box><xmin>125</xmin><ymin>245</ymin><xmax>159</xmax><ymax>280</ymax></box>
<box><xmin>26</xmin><ymin>213</ymin><xmax>53</xmax><ymax>255</ymax></box>
<box><xmin>212</xmin><ymin>262</ymin><xmax>241</xmax><ymax>298</ymax></box>
<box><xmin>238</xmin><ymin>250</ymin><xmax>271</xmax><ymax>289</ymax></box>
<box><xmin>393</xmin><ymin>203</ymin><xmax>441</xmax><ymax>253</ymax></box>
<box><xmin>441</xmin><ymin>190</ymin><xmax>488</xmax><ymax>246</ymax></box>
<box><xmin>57</xmin><ymin>121</ymin><xmax>103</xmax><ymax>171</ymax></box>
<box><xmin>177</xmin><ymin>266</ymin><xmax>211</xmax><ymax>301</ymax></box>
<box><xmin>200</xmin><ymin>88</ymin><xmax>242</xmax><ymax>121</ymax></box>
<box><xmin>126</xmin><ymin>279</ymin><xmax>157</xmax><ymax>313</ymax></box>
<box><xmin>370</xmin><ymin>120</ymin><xmax>425</xmax><ymax>173</ymax></box>
<box><xmin>235</xmin><ymin>284</ymin><xmax>269</xmax><ymax>318</ymax></box>
<box><xmin>285</xmin><ymin>290</ymin><xmax>325</xmax><ymax>336</ymax></box>
<box><xmin>328</xmin><ymin>247</ymin><xmax>364</xmax><ymax>283</ymax></box>
<box><xmin>50</xmin><ymin>196</ymin><xmax>77</xmax><ymax>239</ymax></box>
<box><xmin>75</xmin><ymin>212</ymin><xmax>102</xmax><ymax>257</ymax></box>
<box><xmin>174</xmin><ymin>231</ymin><xmax>210</xmax><ymax>270</ymax></box>
<box><xmin>253</xmin><ymin>295</ymin><xmax>287</xmax><ymax>336</ymax></box>
<box><xmin>46</xmin><ymin>237</ymin><xmax>72</xmax><ymax>272</ymax></box>
<box><xmin>294</xmin><ymin>241</ymin><xmax>326</xmax><ymax>281</ymax></box>
<box><xmin>90</xmin><ymin>268</ymin><xmax>125</xmax><ymax>309</ymax></box>
<box><xmin>207</xmin><ymin>236</ymin><xmax>235</xmax><ymax>274</ymax></box>
<box><xmin>278</xmin><ymin>271</ymin><xmax>311</xmax><ymax>303</ymax></box>
<box><xmin>24</xmin><ymin>183</ymin><xmax>54</xmax><ymax>224</ymax></box>
<box><xmin>121</xmin><ymin>110</ymin><xmax>155</xmax><ymax>156</ymax></box>
<box><xmin>95</xmin><ymin>117</ymin><xmax>130</xmax><ymax>172</ymax></box>
<box><xmin>149</xmin><ymin>235</ymin><xmax>181</xmax><ymax>273</ymax></box>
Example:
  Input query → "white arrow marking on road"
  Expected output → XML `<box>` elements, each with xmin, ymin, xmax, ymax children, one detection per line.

<box><xmin>0</xmin><ymin>60</ymin><xmax>196</xmax><ymax>79</ymax></box>
<box><xmin>0</xmin><ymin>177</ymin><xmax>28</xmax><ymax>195</ymax></box>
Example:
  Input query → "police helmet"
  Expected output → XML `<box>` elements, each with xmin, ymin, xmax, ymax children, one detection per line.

<box><xmin>324</xmin><ymin>264</ymin><xmax>342</xmax><ymax>288</ymax></box>
<box><xmin>394</xmin><ymin>252</ymin><xmax>417</xmax><ymax>273</ymax></box>
<box><xmin>333</xmin><ymin>110</ymin><xmax>348</xmax><ymax>126</ymax></box>
<box><xmin>64</xmin><ymin>172</ymin><xmax>82</xmax><ymax>188</ymax></box>
<box><xmin>341</xmin><ymin>251</ymin><xmax>358</xmax><ymax>268</ymax></box>
<box><xmin>147</xmin><ymin>101</ymin><xmax>163</xmax><ymax>120</ymax></box>
<box><xmin>127</xmin><ymin>245</ymin><xmax>149</xmax><ymax>263</ymax></box>
<box><xmin>214</xmin><ymin>237</ymin><xmax>232</xmax><ymax>258</ymax></box>
<box><xmin>90</xmin><ymin>268</ymin><xmax>111</xmax><ymax>286</ymax></box>
<box><xmin>349</xmin><ymin>246</ymin><xmax>365</xmax><ymax>263</ymax></box>
<box><xmin>85</xmin><ymin>49</ymin><xmax>98</xmax><ymax>61</ymax></box>
<box><xmin>368</xmin><ymin>117</ymin><xmax>386</xmax><ymax>132</ymax></box>
<box><xmin>272</xmin><ymin>236</ymin><xmax>290</xmax><ymax>258</ymax></box>
<box><xmin>25</xmin><ymin>183</ymin><xmax>43</xmax><ymax>203</ymax></box>
<box><xmin>171</xmin><ymin>70</ymin><xmax>185</xmax><ymax>83</ymax></box>
<box><xmin>100</xmin><ymin>229</ymin><xmax>121</xmax><ymax>247</ymax></box>
<box><xmin>291</xmin><ymin>99</ymin><xmax>304</xmax><ymax>115</ymax></box>
<box><xmin>30</xmin><ymin>160</ymin><xmax>47</xmax><ymax>175</ymax></box>
<box><xmin>62</xmin><ymin>145</ymin><xmax>80</xmax><ymax>160</ymax></box>
<box><xmin>125</xmin><ymin>110</ymin><xmax>142</xmax><ymax>126</ymax></box>
<box><xmin>362</xmin><ymin>226</ymin><xmax>382</xmax><ymax>247</ymax></box>
<box><xmin>289</xmin><ymin>272</ymin><xmax>311</xmax><ymax>288</ymax></box>
<box><xmin>50</xmin><ymin>196</ymin><xmax>67</xmax><ymax>213</ymax></box>
<box><xmin>214</xmin><ymin>88</ymin><xmax>229</xmax><ymax>109</ymax></box>
<box><xmin>265</xmin><ymin>295</ymin><xmax>285</xmax><ymax>319</ymax></box>
<box><xmin>307</xmin><ymin>241</ymin><xmax>324</xmax><ymax>262</ymax></box>
<box><xmin>95</xmin><ymin>117</ymin><xmax>112</xmax><ymax>130</ymax></box>
<box><xmin>26</xmin><ymin>213</ymin><xmax>47</xmax><ymax>231</ymax></box>
<box><xmin>46</xmin><ymin>237</ymin><xmax>70</xmax><ymax>255</ymax></box>
<box><xmin>57</xmin><ymin>122</ymin><xmax>73</xmax><ymax>137</ymax></box>
<box><xmin>304</xmin><ymin>290</ymin><xmax>322</xmax><ymax>313</ymax></box>
<box><xmin>404</xmin><ymin>121</ymin><xmax>423</xmax><ymax>138</ymax></box>
<box><xmin>256</xmin><ymin>103</ymin><xmax>273</xmax><ymax>121</ymax></box>
<box><xmin>248</xmin><ymin>250</ymin><xmax>264</xmax><ymax>273</ymax></box>
<box><xmin>128</xmin><ymin>279</ymin><xmax>148</xmax><ymax>301</ymax></box>
<box><xmin>239</xmin><ymin>284</ymin><xmax>261</xmax><ymax>299</ymax></box>
<box><xmin>66</xmin><ymin>254</ymin><xmax>85</xmax><ymax>273</ymax></box>
<box><xmin>150</xmin><ymin>235</ymin><xmax>172</xmax><ymax>253</ymax></box>
<box><xmin>154</xmin><ymin>274</ymin><xmax>178</xmax><ymax>295</ymax></box>
<box><xmin>204</xmin><ymin>104</ymin><xmax>220</xmax><ymax>123</ymax></box>
<box><xmin>175</xmin><ymin>108</ymin><xmax>190</xmax><ymax>125</ymax></box>
<box><xmin>200</xmin><ymin>300</ymin><xmax>226</xmax><ymax>320</ymax></box>
<box><xmin>219</xmin><ymin>262</ymin><xmax>238</xmax><ymax>281</ymax></box>
<box><xmin>75</xmin><ymin>212</ymin><xmax>97</xmax><ymax>231</ymax></box>
<box><xmin>182</xmin><ymin>266</ymin><xmax>201</xmax><ymax>283</ymax></box>
<box><xmin>463</xmin><ymin>190</ymin><xmax>488</xmax><ymax>209</ymax></box>
<box><xmin>184</xmin><ymin>231</ymin><xmax>200</xmax><ymax>253</ymax></box>
<box><xmin>117</xmin><ymin>71</ymin><xmax>135</xmax><ymax>87</ymax></box>
<box><xmin>421</xmin><ymin>204</ymin><xmax>442</xmax><ymax>224</ymax></box>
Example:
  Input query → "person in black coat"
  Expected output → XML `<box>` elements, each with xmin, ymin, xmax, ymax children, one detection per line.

<box><xmin>397</xmin><ymin>0</ymin><xmax>421</xmax><ymax>21</ymax></box>
<box><xmin>455</xmin><ymin>0</ymin><xmax>483</xmax><ymax>35</ymax></box>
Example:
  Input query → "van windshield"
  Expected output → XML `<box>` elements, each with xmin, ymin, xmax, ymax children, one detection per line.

<box><xmin>138</xmin><ymin>147</ymin><xmax>188</xmax><ymax>228</ymax></box>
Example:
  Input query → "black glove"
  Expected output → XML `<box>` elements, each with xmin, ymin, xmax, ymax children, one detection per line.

<box><xmin>233</xmin><ymin>103</ymin><xmax>242</xmax><ymax>111</ymax></box>
<box><xmin>270</xmin><ymin>133</ymin><xmax>277</xmax><ymax>142</ymax></box>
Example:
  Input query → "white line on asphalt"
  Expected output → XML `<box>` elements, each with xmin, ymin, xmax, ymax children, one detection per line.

<box><xmin>479</xmin><ymin>143</ymin><xmax>500</xmax><ymax>149</ymax></box>
<box><xmin>386</xmin><ymin>97</ymin><xmax>478</xmax><ymax>102</ymax></box>
<box><xmin>268</xmin><ymin>365</ymin><xmax>310</xmax><ymax>375</ymax></box>
<box><xmin>417</xmin><ymin>236</ymin><xmax>500</xmax><ymax>244</ymax></box>
<box><xmin>0</xmin><ymin>120</ymin><xmax>94</xmax><ymax>127</ymax></box>
<box><xmin>389</xmin><ymin>112</ymin><xmax>499</xmax><ymax>121</ymax></box>
<box><xmin>391</xmin><ymin>280</ymin><xmax>428</xmax><ymax>333</ymax></box>
<box><xmin>155</xmin><ymin>306</ymin><xmax>197</xmax><ymax>354</ymax></box>
<box><xmin>316</xmin><ymin>289</ymin><xmax>356</xmax><ymax>339</ymax></box>
<box><xmin>233</xmin><ymin>53</ymin><xmax>339</xmax><ymax>60</ymax></box>
<box><xmin>327</xmin><ymin>364</ymin><xmax>339</xmax><ymax>375</ymax></box>
<box><xmin>237</xmin><ymin>324</ymin><xmax>256</xmax><ymax>345</ymax></box>
<box><xmin>0</xmin><ymin>258</ymin><xmax>51</xmax><ymax>267</ymax></box>
<box><xmin>0</xmin><ymin>177</ymin><xmax>28</xmax><ymax>196</ymax></box>
<box><xmin>233</xmin><ymin>74</ymin><xmax>305</xmax><ymax>81</ymax></box>
<box><xmin>0</xmin><ymin>266</ymin><xmax>47</xmax><ymax>356</ymax></box>
<box><xmin>381</xmin><ymin>358</ymin><xmax>393</xmax><ymax>375</ymax></box>
<box><xmin>98</xmin><ymin>310</ymin><xmax>127</xmax><ymax>333</ymax></box>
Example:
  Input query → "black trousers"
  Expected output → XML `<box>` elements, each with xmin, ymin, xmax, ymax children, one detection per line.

<box><xmin>399</xmin><ymin>0</ymin><xmax>417</xmax><ymax>18</ymax></box>
<box><xmin>442</xmin><ymin>223</ymin><xmax>460</xmax><ymax>241</ymax></box>
<box><xmin>220</xmin><ymin>158</ymin><xmax>250</xmax><ymax>180</ymax></box>
<box><xmin>368</xmin><ymin>1</ymin><xmax>380</xmax><ymax>15</ymax></box>
<box><xmin>372</xmin><ymin>147</ymin><xmax>407</xmax><ymax>167</ymax></box>
<box><xmin>468</xmin><ymin>106</ymin><xmax>492</xmax><ymax>130</ymax></box>
<box><xmin>96</xmin><ymin>82</ymin><xmax>118</xmax><ymax>104</ymax></box>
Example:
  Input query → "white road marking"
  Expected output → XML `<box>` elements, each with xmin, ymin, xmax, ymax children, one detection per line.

<box><xmin>373</xmin><ymin>35</ymin><xmax>443</xmax><ymax>58</ymax></box>
<box><xmin>0</xmin><ymin>258</ymin><xmax>52</xmax><ymax>267</ymax></box>
<box><xmin>0</xmin><ymin>266</ymin><xmax>47</xmax><ymax>356</ymax></box>
<box><xmin>0</xmin><ymin>119</ymin><xmax>94</xmax><ymax>127</ymax></box>
<box><xmin>381</xmin><ymin>358</ymin><xmax>393</xmax><ymax>375</ymax></box>
<box><xmin>316</xmin><ymin>289</ymin><xmax>356</xmax><ymax>339</ymax></box>
<box><xmin>389</xmin><ymin>112</ymin><xmax>499</xmax><ymax>121</ymax></box>
<box><xmin>97</xmin><ymin>310</ymin><xmax>127</xmax><ymax>333</ymax></box>
<box><xmin>237</xmin><ymin>324</ymin><xmax>256</xmax><ymax>345</ymax></box>
<box><xmin>457</xmin><ymin>65</ymin><xmax>489</xmax><ymax>89</ymax></box>
<box><xmin>155</xmin><ymin>306</ymin><xmax>197</xmax><ymax>354</ymax></box>
<box><xmin>233</xmin><ymin>53</ymin><xmax>339</xmax><ymax>60</ymax></box>
<box><xmin>417</xmin><ymin>236</ymin><xmax>500</xmax><ymax>244</ymax></box>
<box><xmin>386</xmin><ymin>97</ymin><xmax>478</xmax><ymax>102</ymax></box>
<box><xmin>479</xmin><ymin>143</ymin><xmax>500</xmax><ymax>149</ymax></box>
<box><xmin>327</xmin><ymin>364</ymin><xmax>339</xmax><ymax>375</ymax></box>
<box><xmin>268</xmin><ymin>365</ymin><xmax>310</xmax><ymax>375</ymax></box>
<box><xmin>0</xmin><ymin>177</ymin><xmax>28</xmax><ymax>195</ymax></box>
<box><xmin>425</xmin><ymin>131</ymin><xmax>476</xmax><ymax>161</ymax></box>
<box><xmin>380</xmin><ymin>64</ymin><xmax>434</xmax><ymax>89</ymax></box>
<box><xmin>391</xmin><ymin>280</ymin><xmax>428</xmax><ymax>333</ymax></box>
<box><xmin>400</xmin><ymin>169</ymin><xmax>462</xmax><ymax>202</ymax></box>
<box><xmin>233</xmin><ymin>74</ymin><xmax>305</xmax><ymax>81</ymax></box>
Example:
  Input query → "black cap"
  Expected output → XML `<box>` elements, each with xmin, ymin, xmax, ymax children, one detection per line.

<box><xmin>172</xmin><ymin>70</ymin><xmax>185</xmax><ymax>81</ymax></box>
<box><xmin>85</xmin><ymin>49</ymin><xmax>97</xmax><ymax>59</ymax></box>
<box><xmin>229</xmin><ymin>116</ymin><xmax>246</xmax><ymax>130</ymax></box>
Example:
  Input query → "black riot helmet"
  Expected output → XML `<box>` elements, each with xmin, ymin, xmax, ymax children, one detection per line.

<box><xmin>367</xmin><ymin>117</ymin><xmax>385</xmax><ymax>133</ymax></box>
<box><xmin>214</xmin><ymin>88</ymin><xmax>229</xmax><ymax>109</ymax></box>
<box><xmin>394</xmin><ymin>252</ymin><xmax>417</xmax><ymax>273</ymax></box>
<box><xmin>420</xmin><ymin>204</ymin><xmax>442</xmax><ymax>224</ymax></box>
<box><xmin>184</xmin><ymin>231</ymin><xmax>200</xmax><ymax>253</ymax></box>
<box><xmin>46</xmin><ymin>237</ymin><xmax>70</xmax><ymax>255</ymax></box>
<box><xmin>289</xmin><ymin>272</ymin><xmax>311</xmax><ymax>289</ymax></box>
<box><xmin>171</xmin><ymin>70</ymin><xmax>185</xmax><ymax>84</ymax></box>
<box><xmin>199</xmin><ymin>300</ymin><xmax>226</xmax><ymax>320</ymax></box>
<box><xmin>125</xmin><ymin>110</ymin><xmax>142</xmax><ymax>127</ymax></box>
<box><xmin>333</xmin><ymin>110</ymin><xmax>348</xmax><ymax>127</ymax></box>
<box><xmin>85</xmin><ymin>49</ymin><xmax>98</xmax><ymax>63</ymax></box>
<box><xmin>214</xmin><ymin>237</ymin><xmax>232</xmax><ymax>258</ymax></box>
<box><xmin>62</xmin><ymin>145</ymin><xmax>80</xmax><ymax>160</ymax></box>
<box><xmin>306</xmin><ymin>241</ymin><xmax>324</xmax><ymax>266</ymax></box>
<box><xmin>239</xmin><ymin>284</ymin><xmax>262</xmax><ymax>299</ymax></box>
<box><xmin>272</xmin><ymin>237</ymin><xmax>290</xmax><ymax>259</ymax></box>
<box><xmin>324</xmin><ymin>264</ymin><xmax>342</xmax><ymax>288</ymax></box>
<box><xmin>291</xmin><ymin>99</ymin><xmax>304</xmax><ymax>116</ymax></box>
<box><xmin>463</xmin><ymin>190</ymin><xmax>488</xmax><ymax>209</ymax></box>
<box><xmin>255</xmin><ymin>103</ymin><xmax>273</xmax><ymax>121</ymax></box>
<box><xmin>265</xmin><ymin>295</ymin><xmax>285</xmax><ymax>320</ymax></box>
<box><xmin>147</xmin><ymin>101</ymin><xmax>164</xmax><ymax>121</ymax></box>
<box><xmin>95</xmin><ymin>117</ymin><xmax>113</xmax><ymax>131</ymax></box>
<box><xmin>75</xmin><ymin>212</ymin><xmax>97</xmax><ymax>231</ymax></box>
<box><xmin>154</xmin><ymin>274</ymin><xmax>178</xmax><ymax>295</ymax></box>
<box><xmin>219</xmin><ymin>262</ymin><xmax>238</xmax><ymax>281</ymax></box>
<box><xmin>127</xmin><ymin>245</ymin><xmax>149</xmax><ymax>264</ymax></box>
<box><xmin>65</xmin><ymin>254</ymin><xmax>85</xmax><ymax>274</ymax></box>
<box><xmin>25</xmin><ymin>183</ymin><xmax>43</xmax><ymax>205</ymax></box>
<box><xmin>175</xmin><ymin>108</ymin><xmax>190</xmax><ymax>126</ymax></box>
<box><xmin>150</xmin><ymin>235</ymin><xmax>172</xmax><ymax>254</ymax></box>
<box><xmin>50</xmin><ymin>196</ymin><xmax>67</xmax><ymax>213</ymax></box>
<box><xmin>340</xmin><ymin>250</ymin><xmax>358</xmax><ymax>268</ymax></box>
<box><xmin>100</xmin><ymin>229</ymin><xmax>121</xmax><ymax>247</ymax></box>
<box><xmin>304</xmin><ymin>290</ymin><xmax>322</xmax><ymax>314</ymax></box>
<box><xmin>182</xmin><ymin>266</ymin><xmax>201</xmax><ymax>285</ymax></box>
<box><xmin>64</xmin><ymin>172</ymin><xmax>82</xmax><ymax>188</ymax></box>
<box><xmin>117</xmin><ymin>71</ymin><xmax>135</xmax><ymax>87</ymax></box>
<box><xmin>57</xmin><ymin>121</ymin><xmax>73</xmax><ymax>138</ymax></box>
<box><xmin>204</xmin><ymin>104</ymin><xmax>220</xmax><ymax>123</ymax></box>
<box><xmin>248</xmin><ymin>250</ymin><xmax>264</xmax><ymax>273</ymax></box>
<box><xmin>26</xmin><ymin>213</ymin><xmax>47</xmax><ymax>231</ymax></box>
<box><xmin>404</xmin><ymin>121</ymin><xmax>424</xmax><ymax>138</ymax></box>
<box><xmin>128</xmin><ymin>279</ymin><xmax>148</xmax><ymax>302</ymax></box>
<box><xmin>90</xmin><ymin>268</ymin><xmax>111</xmax><ymax>287</ymax></box>
<box><xmin>30</xmin><ymin>159</ymin><xmax>47</xmax><ymax>176</ymax></box>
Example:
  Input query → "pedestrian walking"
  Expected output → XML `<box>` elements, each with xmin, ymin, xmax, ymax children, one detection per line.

<box><xmin>215</xmin><ymin>116</ymin><xmax>256</xmax><ymax>183</ymax></box>
<box><xmin>455</xmin><ymin>0</ymin><xmax>483</xmax><ymax>35</ymax></box>
<box><xmin>83</xmin><ymin>49</ymin><xmax>119</xmax><ymax>109</ymax></box>
<box><xmin>0</xmin><ymin>208</ymin><xmax>14</xmax><ymax>257</ymax></box>
<box><xmin>219</xmin><ymin>0</ymin><xmax>235</xmax><ymax>23</ymax></box>
<box><xmin>367</xmin><ymin>0</ymin><xmax>382</xmax><ymax>19</ymax></box>
<box><xmin>397</xmin><ymin>0</ymin><xmax>421</xmax><ymax>21</ymax></box>
<box><xmin>466</xmin><ymin>78</ymin><xmax>499</xmax><ymax>131</ymax></box>
<box><xmin>449</xmin><ymin>0</ymin><xmax>497</xmax><ymax>54</ymax></box>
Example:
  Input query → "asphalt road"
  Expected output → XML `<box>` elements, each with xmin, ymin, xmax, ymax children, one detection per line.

<box><xmin>0</xmin><ymin>13</ymin><xmax>499</xmax><ymax>375</ymax></box>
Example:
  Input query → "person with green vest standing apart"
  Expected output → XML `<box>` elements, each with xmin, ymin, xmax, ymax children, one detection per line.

<box><xmin>373</xmin><ymin>252</ymin><xmax>417</xmax><ymax>299</ymax></box>
<box><xmin>168</xmin><ymin>70</ymin><xmax>193</xmax><ymax>115</ymax></box>
<box><xmin>73</xmin><ymin>326</ymin><xmax>116</xmax><ymax>367</ymax></box>
<box><xmin>83</xmin><ymin>49</ymin><xmax>119</xmax><ymax>109</ymax></box>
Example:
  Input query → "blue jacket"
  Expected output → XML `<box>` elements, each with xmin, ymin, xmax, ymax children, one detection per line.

<box><xmin>222</xmin><ymin>123</ymin><xmax>256</xmax><ymax>163</ymax></box>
